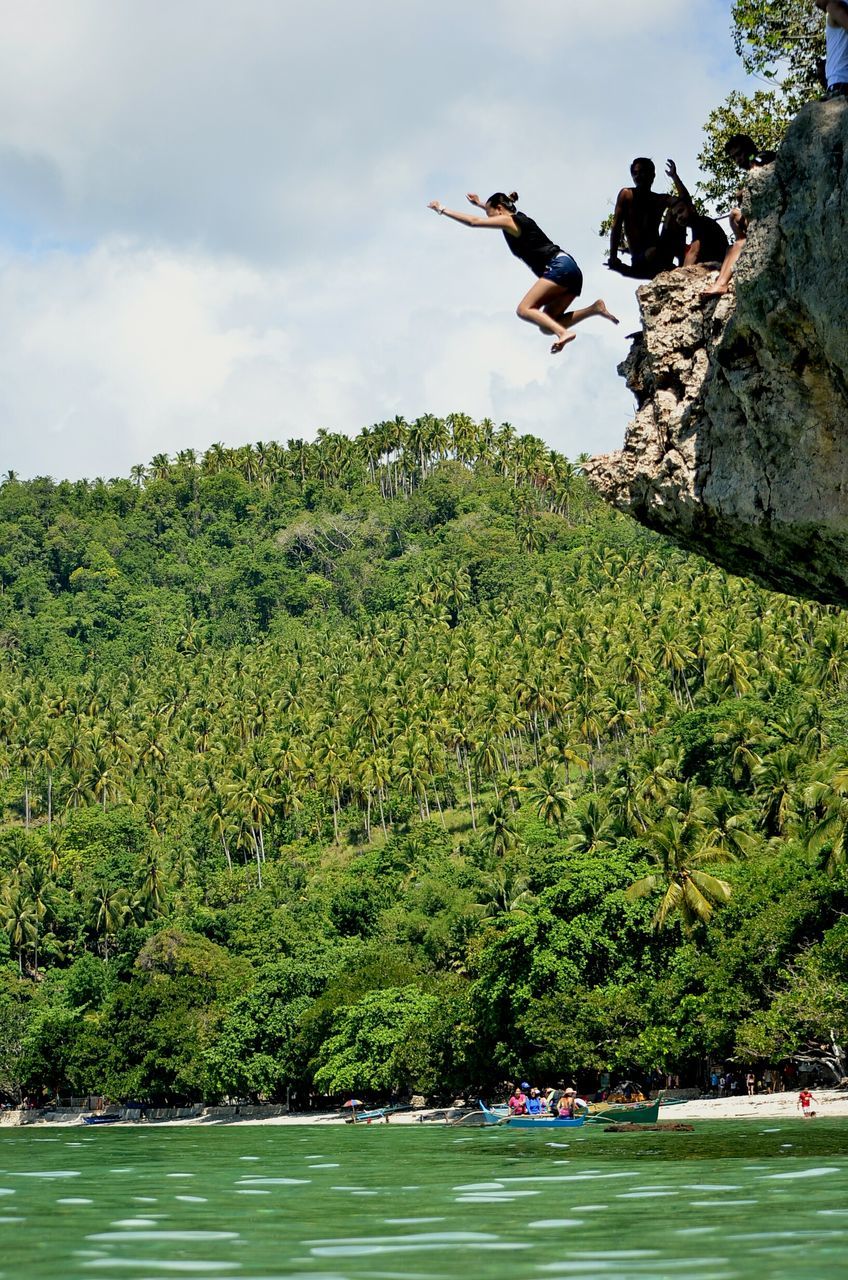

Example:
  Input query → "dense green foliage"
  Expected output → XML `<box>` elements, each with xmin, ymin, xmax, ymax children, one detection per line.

<box><xmin>1</xmin><ymin>423</ymin><xmax>847</xmax><ymax>1104</ymax></box>
<box><xmin>697</xmin><ymin>1</ymin><xmax>825</xmax><ymax>207</ymax></box>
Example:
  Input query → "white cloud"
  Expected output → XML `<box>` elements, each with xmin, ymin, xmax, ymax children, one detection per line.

<box><xmin>0</xmin><ymin>0</ymin><xmax>751</xmax><ymax>479</ymax></box>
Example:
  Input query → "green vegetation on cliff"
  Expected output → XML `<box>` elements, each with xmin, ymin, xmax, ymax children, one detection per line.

<box><xmin>0</xmin><ymin>421</ymin><xmax>846</xmax><ymax>1103</ymax></box>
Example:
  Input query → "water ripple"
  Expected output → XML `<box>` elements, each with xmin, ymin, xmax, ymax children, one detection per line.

<box><xmin>86</xmin><ymin>1231</ymin><xmax>240</xmax><ymax>1243</ymax></box>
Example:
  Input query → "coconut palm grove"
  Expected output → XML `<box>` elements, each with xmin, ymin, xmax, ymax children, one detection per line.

<box><xmin>0</xmin><ymin>415</ymin><xmax>846</xmax><ymax>1106</ymax></box>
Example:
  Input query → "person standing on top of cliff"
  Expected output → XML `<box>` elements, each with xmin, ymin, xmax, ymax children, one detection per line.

<box><xmin>701</xmin><ymin>135</ymin><xmax>777</xmax><ymax>300</ymax></box>
<box><xmin>427</xmin><ymin>191</ymin><xmax>619</xmax><ymax>355</ymax></box>
<box><xmin>607</xmin><ymin>158</ymin><xmax>692</xmax><ymax>279</ymax></box>
<box><xmin>816</xmin><ymin>1</ymin><xmax>848</xmax><ymax>97</ymax></box>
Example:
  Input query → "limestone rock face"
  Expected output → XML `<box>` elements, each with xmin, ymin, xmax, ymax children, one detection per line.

<box><xmin>587</xmin><ymin>100</ymin><xmax>848</xmax><ymax>604</ymax></box>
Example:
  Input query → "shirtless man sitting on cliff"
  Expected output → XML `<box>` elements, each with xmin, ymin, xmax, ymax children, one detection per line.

<box><xmin>607</xmin><ymin>158</ymin><xmax>691</xmax><ymax>279</ymax></box>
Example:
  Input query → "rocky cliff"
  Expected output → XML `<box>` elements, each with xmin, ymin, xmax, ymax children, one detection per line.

<box><xmin>587</xmin><ymin>100</ymin><xmax>848</xmax><ymax>604</ymax></box>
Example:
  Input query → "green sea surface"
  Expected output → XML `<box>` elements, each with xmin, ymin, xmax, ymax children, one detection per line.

<box><xmin>1</xmin><ymin>1120</ymin><xmax>847</xmax><ymax>1280</ymax></box>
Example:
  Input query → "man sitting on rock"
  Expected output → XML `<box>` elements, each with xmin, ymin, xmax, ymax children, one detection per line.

<box><xmin>701</xmin><ymin>135</ymin><xmax>776</xmax><ymax>299</ymax></box>
<box><xmin>816</xmin><ymin>0</ymin><xmax>848</xmax><ymax>98</ymax></box>
<box><xmin>608</xmin><ymin>157</ymin><xmax>691</xmax><ymax>279</ymax></box>
<box><xmin>668</xmin><ymin>198</ymin><xmax>729</xmax><ymax>268</ymax></box>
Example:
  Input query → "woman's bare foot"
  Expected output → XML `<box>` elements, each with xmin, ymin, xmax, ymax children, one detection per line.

<box><xmin>700</xmin><ymin>283</ymin><xmax>730</xmax><ymax>301</ymax></box>
<box><xmin>592</xmin><ymin>299</ymin><xmax>620</xmax><ymax>325</ymax></box>
<box><xmin>551</xmin><ymin>332</ymin><xmax>577</xmax><ymax>354</ymax></box>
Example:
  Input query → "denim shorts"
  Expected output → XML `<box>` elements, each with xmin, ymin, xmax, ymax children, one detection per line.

<box><xmin>542</xmin><ymin>252</ymin><xmax>583</xmax><ymax>294</ymax></box>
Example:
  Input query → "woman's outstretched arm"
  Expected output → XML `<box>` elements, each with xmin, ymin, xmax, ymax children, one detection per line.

<box><xmin>428</xmin><ymin>200</ymin><xmax>514</xmax><ymax>229</ymax></box>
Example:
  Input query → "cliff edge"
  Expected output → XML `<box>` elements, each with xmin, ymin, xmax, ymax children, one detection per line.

<box><xmin>587</xmin><ymin>100</ymin><xmax>848</xmax><ymax>604</ymax></box>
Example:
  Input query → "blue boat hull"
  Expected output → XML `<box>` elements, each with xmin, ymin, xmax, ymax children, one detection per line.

<box><xmin>499</xmin><ymin>1115</ymin><xmax>586</xmax><ymax>1129</ymax></box>
<box><xmin>479</xmin><ymin>1103</ymin><xmax>585</xmax><ymax>1129</ymax></box>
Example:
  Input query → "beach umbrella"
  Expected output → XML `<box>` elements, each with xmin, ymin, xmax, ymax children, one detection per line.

<box><xmin>342</xmin><ymin>1099</ymin><xmax>363</xmax><ymax>1108</ymax></box>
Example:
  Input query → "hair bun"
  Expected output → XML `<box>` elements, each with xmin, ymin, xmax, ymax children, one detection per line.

<box><xmin>509</xmin><ymin>191</ymin><xmax>519</xmax><ymax>202</ymax></box>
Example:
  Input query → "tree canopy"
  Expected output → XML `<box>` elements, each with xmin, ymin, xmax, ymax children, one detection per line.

<box><xmin>0</xmin><ymin>422</ymin><xmax>846</xmax><ymax>1104</ymax></box>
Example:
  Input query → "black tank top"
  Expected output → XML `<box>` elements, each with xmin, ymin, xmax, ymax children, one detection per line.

<box><xmin>691</xmin><ymin>215</ymin><xmax>729</xmax><ymax>262</ymax></box>
<box><xmin>502</xmin><ymin>211</ymin><xmax>562</xmax><ymax>276</ymax></box>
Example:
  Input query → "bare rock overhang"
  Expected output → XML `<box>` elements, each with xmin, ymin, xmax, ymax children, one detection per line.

<box><xmin>586</xmin><ymin>99</ymin><xmax>848</xmax><ymax>605</ymax></box>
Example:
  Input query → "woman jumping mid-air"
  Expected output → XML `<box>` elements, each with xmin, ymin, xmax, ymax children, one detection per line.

<box><xmin>428</xmin><ymin>191</ymin><xmax>618</xmax><ymax>354</ymax></box>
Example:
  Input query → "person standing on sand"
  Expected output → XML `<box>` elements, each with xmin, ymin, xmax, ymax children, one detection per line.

<box><xmin>746</xmin><ymin>1072</ymin><xmax>756</xmax><ymax>1097</ymax></box>
<box><xmin>428</xmin><ymin>191</ymin><xmax>619</xmax><ymax>355</ymax></box>
<box><xmin>797</xmin><ymin>1087</ymin><xmax>818</xmax><ymax>1118</ymax></box>
<box><xmin>815</xmin><ymin>1</ymin><xmax>848</xmax><ymax>97</ymax></box>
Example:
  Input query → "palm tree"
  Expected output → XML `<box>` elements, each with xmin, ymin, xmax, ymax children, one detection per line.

<box><xmin>149</xmin><ymin>453</ymin><xmax>172</xmax><ymax>481</ymax></box>
<box><xmin>654</xmin><ymin>620</ymin><xmax>696</xmax><ymax>708</ymax></box>
<box><xmin>0</xmin><ymin>886</ymin><xmax>36</xmax><ymax>974</ymax></box>
<box><xmin>527</xmin><ymin>763</ymin><xmax>570</xmax><ymax>826</ymax></box>
<box><xmin>224</xmin><ymin>760</ymin><xmax>275</xmax><ymax>883</ymax></box>
<box><xmin>626</xmin><ymin>813</ymin><xmax>732</xmax><ymax>933</ymax></box>
<box><xmin>706</xmin><ymin>789</ymin><xmax>761</xmax><ymax>859</ymax></box>
<box><xmin>35</xmin><ymin>729</ymin><xmax>61</xmax><ymax>829</ymax></box>
<box><xmin>14</xmin><ymin>715</ymin><xmax>39</xmax><ymax>829</ymax></box>
<box><xmin>135</xmin><ymin>851</ymin><xmax>170</xmax><ymax>921</ymax></box>
<box><xmin>608</xmin><ymin>760</ymin><xmax>650</xmax><ymax>836</ymax></box>
<box><xmin>753</xmin><ymin>746</ymin><xmax>804</xmax><ymax>836</ymax></box>
<box><xmin>23</xmin><ymin>862</ymin><xmax>58</xmax><ymax>977</ymax></box>
<box><xmin>475</xmin><ymin>867</ymin><xmax>537</xmax><ymax>919</ymax></box>
<box><xmin>811</xmin><ymin>622</ymin><xmax>847</xmax><ymax>691</ymax></box>
<box><xmin>89</xmin><ymin>884</ymin><xmax>130</xmax><ymax>960</ymax></box>
<box><xmin>802</xmin><ymin>762</ymin><xmax>848</xmax><ymax>874</ymax></box>
<box><xmin>393</xmin><ymin>733</ymin><xmax>431</xmax><ymax>822</ymax></box>
<box><xmin>486</xmin><ymin>798</ymin><xmax>520</xmax><ymax>858</ymax></box>
<box><xmin>565</xmin><ymin>795</ymin><xmax>616</xmax><ymax>856</ymax></box>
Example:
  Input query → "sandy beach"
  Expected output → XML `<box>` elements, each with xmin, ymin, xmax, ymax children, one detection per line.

<box><xmin>3</xmin><ymin>1090</ymin><xmax>847</xmax><ymax>1128</ymax></box>
<box><xmin>228</xmin><ymin>1092</ymin><xmax>848</xmax><ymax>1125</ymax></box>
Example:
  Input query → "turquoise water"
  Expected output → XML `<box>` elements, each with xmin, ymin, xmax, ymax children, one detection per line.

<box><xmin>1</xmin><ymin>1121</ymin><xmax>847</xmax><ymax>1279</ymax></box>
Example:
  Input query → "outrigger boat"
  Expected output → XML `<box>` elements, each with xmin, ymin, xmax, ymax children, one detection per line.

<box><xmin>586</xmin><ymin>1098</ymin><xmax>660</xmax><ymax>1124</ymax></box>
<box><xmin>478</xmin><ymin>1102</ymin><xmax>585</xmax><ymax>1129</ymax></box>
<box><xmin>82</xmin><ymin>1112</ymin><xmax>121</xmax><ymax>1125</ymax></box>
<box><xmin>344</xmin><ymin>1103</ymin><xmax>411</xmax><ymax>1124</ymax></box>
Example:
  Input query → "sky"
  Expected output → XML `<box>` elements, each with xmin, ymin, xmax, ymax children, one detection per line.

<box><xmin>0</xmin><ymin>0</ymin><xmax>754</xmax><ymax>481</ymax></box>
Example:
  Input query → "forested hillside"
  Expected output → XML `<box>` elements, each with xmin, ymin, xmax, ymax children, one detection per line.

<box><xmin>1</xmin><ymin>420</ymin><xmax>846</xmax><ymax>1104</ymax></box>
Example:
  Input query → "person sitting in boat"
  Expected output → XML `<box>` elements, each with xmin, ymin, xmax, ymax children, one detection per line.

<box><xmin>526</xmin><ymin>1088</ymin><xmax>544</xmax><ymax>1115</ymax></box>
<box><xmin>545</xmin><ymin>1086</ymin><xmax>564</xmax><ymax>1115</ymax></box>
<box><xmin>557</xmin><ymin>1089</ymin><xmax>578</xmax><ymax>1118</ymax></box>
<box><xmin>508</xmin><ymin>1086</ymin><xmax>528</xmax><ymax>1115</ymax></box>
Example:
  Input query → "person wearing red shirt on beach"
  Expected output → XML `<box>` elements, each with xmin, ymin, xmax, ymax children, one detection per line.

<box><xmin>797</xmin><ymin>1088</ymin><xmax>818</xmax><ymax>1118</ymax></box>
